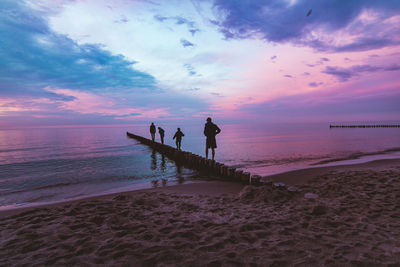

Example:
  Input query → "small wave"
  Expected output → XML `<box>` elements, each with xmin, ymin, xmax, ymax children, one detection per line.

<box><xmin>311</xmin><ymin>147</ymin><xmax>400</xmax><ymax>165</ymax></box>
<box><xmin>0</xmin><ymin>174</ymin><xmax>144</xmax><ymax>197</ymax></box>
<box><xmin>0</xmin><ymin>146</ymin><xmax>50</xmax><ymax>154</ymax></box>
<box><xmin>229</xmin><ymin>155</ymin><xmax>330</xmax><ymax>169</ymax></box>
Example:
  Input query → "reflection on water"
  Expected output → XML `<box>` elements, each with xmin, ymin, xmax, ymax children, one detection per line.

<box><xmin>0</xmin><ymin>126</ymin><xmax>196</xmax><ymax>208</ymax></box>
<box><xmin>151</xmin><ymin>150</ymin><xmax>157</xmax><ymax>170</ymax></box>
<box><xmin>0</xmin><ymin>123</ymin><xmax>399</xmax><ymax>208</ymax></box>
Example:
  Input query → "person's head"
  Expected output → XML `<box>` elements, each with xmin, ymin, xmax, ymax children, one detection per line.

<box><xmin>177</xmin><ymin>128</ymin><xmax>180</xmax><ymax>131</ymax></box>
<box><xmin>151</xmin><ymin>122</ymin><xmax>154</xmax><ymax>125</ymax></box>
<box><xmin>207</xmin><ymin>117</ymin><xmax>212</xmax><ymax>122</ymax></box>
<box><xmin>158</xmin><ymin>127</ymin><xmax>161</xmax><ymax>130</ymax></box>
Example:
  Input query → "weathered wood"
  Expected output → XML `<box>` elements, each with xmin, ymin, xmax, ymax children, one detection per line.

<box><xmin>126</xmin><ymin>131</ymin><xmax>254</xmax><ymax>183</ymax></box>
<box><xmin>330</xmin><ymin>124</ymin><xmax>400</xmax><ymax>128</ymax></box>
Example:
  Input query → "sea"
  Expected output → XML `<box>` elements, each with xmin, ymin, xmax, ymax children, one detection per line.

<box><xmin>1</xmin><ymin>122</ymin><xmax>400</xmax><ymax>210</ymax></box>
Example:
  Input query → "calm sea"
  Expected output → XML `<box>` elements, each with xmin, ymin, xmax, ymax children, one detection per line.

<box><xmin>1</xmin><ymin>122</ymin><xmax>399</xmax><ymax>209</ymax></box>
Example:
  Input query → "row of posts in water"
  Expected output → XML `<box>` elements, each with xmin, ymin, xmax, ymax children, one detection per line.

<box><xmin>330</xmin><ymin>124</ymin><xmax>400</xmax><ymax>128</ymax></box>
<box><xmin>126</xmin><ymin>132</ymin><xmax>262</xmax><ymax>184</ymax></box>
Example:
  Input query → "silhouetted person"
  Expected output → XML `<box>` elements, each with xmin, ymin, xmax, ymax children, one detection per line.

<box><xmin>158</xmin><ymin>127</ymin><xmax>165</xmax><ymax>144</ymax></box>
<box><xmin>150</xmin><ymin>122</ymin><xmax>156</xmax><ymax>142</ymax></box>
<box><xmin>173</xmin><ymin>128</ymin><xmax>184</xmax><ymax>150</ymax></box>
<box><xmin>204</xmin><ymin>117</ymin><xmax>221</xmax><ymax>160</ymax></box>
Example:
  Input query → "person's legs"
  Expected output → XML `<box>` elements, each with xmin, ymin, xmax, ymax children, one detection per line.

<box><xmin>178</xmin><ymin>140</ymin><xmax>181</xmax><ymax>150</ymax></box>
<box><xmin>151</xmin><ymin>133</ymin><xmax>155</xmax><ymax>141</ymax></box>
<box><xmin>205</xmin><ymin>145</ymin><xmax>209</xmax><ymax>159</ymax></box>
<box><xmin>211</xmin><ymin>148</ymin><xmax>215</xmax><ymax>160</ymax></box>
<box><xmin>160</xmin><ymin>136</ymin><xmax>164</xmax><ymax>144</ymax></box>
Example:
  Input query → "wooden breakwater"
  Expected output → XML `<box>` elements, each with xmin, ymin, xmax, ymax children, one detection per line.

<box><xmin>126</xmin><ymin>132</ymin><xmax>262</xmax><ymax>184</ymax></box>
<box><xmin>330</xmin><ymin>124</ymin><xmax>400</xmax><ymax>128</ymax></box>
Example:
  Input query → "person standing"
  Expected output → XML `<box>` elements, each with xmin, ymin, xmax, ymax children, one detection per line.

<box><xmin>204</xmin><ymin>117</ymin><xmax>221</xmax><ymax>160</ymax></box>
<box><xmin>150</xmin><ymin>122</ymin><xmax>156</xmax><ymax>142</ymax></box>
<box><xmin>173</xmin><ymin>128</ymin><xmax>184</xmax><ymax>150</ymax></box>
<box><xmin>158</xmin><ymin>127</ymin><xmax>165</xmax><ymax>144</ymax></box>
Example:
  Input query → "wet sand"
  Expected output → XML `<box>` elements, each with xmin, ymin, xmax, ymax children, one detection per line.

<box><xmin>1</xmin><ymin>159</ymin><xmax>400</xmax><ymax>266</ymax></box>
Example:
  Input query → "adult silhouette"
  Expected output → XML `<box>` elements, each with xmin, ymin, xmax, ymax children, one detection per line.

<box><xmin>204</xmin><ymin>117</ymin><xmax>221</xmax><ymax>160</ymax></box>
<box><xmin>173</xmin><ymin>128</ymin><xmax>184</xmax><ymax>150</ymax></box>
<box><xmin>158</xmin><ymin>127</ymin><xmax>165</xmax><ymax>144</ymax></box>
<box><xmin>149</xmin><ymin>122</ymin><xmax>156</xmax><ymax>142</ymax></box>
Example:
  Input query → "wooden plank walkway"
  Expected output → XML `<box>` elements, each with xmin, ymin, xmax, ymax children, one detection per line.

<box><xmin>330</xmin><ymin>124</ymin><xmax>400</xmax><ymax>128</ymax></box>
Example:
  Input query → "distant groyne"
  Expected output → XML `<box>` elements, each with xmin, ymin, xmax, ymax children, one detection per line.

<box><xmin>330</xmin><ymin>124</ymin><xmax>400</xmax><ymax>128</ymax></box>
<box><xmin>126</xmin><ymin>132</ymin><xmax>262</xmax><ymax>184</ymax></box>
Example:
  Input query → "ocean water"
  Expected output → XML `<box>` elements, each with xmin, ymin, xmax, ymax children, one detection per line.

<box><xmin>1</xmin><ymin>122</ymin><xmax>399</xmax><ymax>209</ymax></box>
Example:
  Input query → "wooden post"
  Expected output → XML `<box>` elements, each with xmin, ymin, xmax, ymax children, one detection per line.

<box><xmin>250</xmin><ymin>175</ymin><xmax>261</xmax><ymax>185</ymax></box>
<box><xmin>242</xmin><ymin>172</ymin><xmax>251</xmax><ymax>183</ymax></box>
<box><xmin>235</xmin><ymin>170</ymin><xmax>243</xmax><ymax>181</ymax></box>
<box><xmin>228</xmin><ymin>168</ymin><xmax>236</xmax><ymax>180</ymax></box>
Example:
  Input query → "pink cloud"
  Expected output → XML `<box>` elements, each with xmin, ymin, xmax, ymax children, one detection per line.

<box><xmin>46</xmin><ymin>87</ymin><xmax>170</xmax><ymax>119</ymax></box>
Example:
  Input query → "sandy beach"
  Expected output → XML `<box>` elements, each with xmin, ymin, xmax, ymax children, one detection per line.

<box><xmin>1</xmin><ymin>159</ymin><xmax>400</xmax><ymax>266</ymax></box>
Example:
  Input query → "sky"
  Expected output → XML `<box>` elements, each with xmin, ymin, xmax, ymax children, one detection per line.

<box><xmin>1</xmin><ymin>0</ymin><xmax>400</xmax><ymax>128</ymax></box>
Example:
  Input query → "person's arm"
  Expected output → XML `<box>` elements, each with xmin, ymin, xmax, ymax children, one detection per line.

<box><xmin>182</xmin><ymin>132</ymin><xmax>185</xmax><ymax>137</ymax></box>
<box><xmin>173</xmin><ymin>132</ymin><xmax>176</xmax><ymax>139</ymax></box>
<box><xmin>215</xmin><ymin>125</ymin><xmax>221</xmax><ymax>135</ymax></box>
<box><xmin>203</xmin><ymin>125</ymin><xmax>207</xmax><ymax>136</ymax></box>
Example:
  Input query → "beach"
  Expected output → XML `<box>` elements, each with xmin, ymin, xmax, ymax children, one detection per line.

<box><xmin>1</xmin><ymin>159</ymin><xmax>400</xmax><ymax>266</ymax></box>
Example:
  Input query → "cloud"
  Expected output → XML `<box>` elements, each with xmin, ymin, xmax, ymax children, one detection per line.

<box><xmin>212</xmin><ymin>0</ymin><xmax>400</xmax><ymax>52</ymax></box>
<box><xmin>0</xmin><ymin>0</ymin><xmax>156</xmax><ymax>98</ymax></box>
<box><xmin>189</xmin><ymin>29</ymin><xmax>200</xmax><ymax>36</ymax></box>
<box><xmin>237</xmin><ymin>85</ymin><xmax>400</xmax><ymax>122</ymax></box>
<box><xmin>114</xmin><ymin>16</ymin><xmax>129</xmax><ymax>23</ymax></box>
<box><xmin>183</xmin><ymin>64</ymin><xmax>198</xmax><ymax>76</ymax></box>
<box><xmin>322</xmin><ymin>64</ymin><xmax>400</xmax><ymax>82</ymax></box>
<box><xmin>46</xmin><ymin>88</ymin><xmax>170</xmax><ymax>118</ymax></box>
<box><xmin>284</xmin><ymin>74</ymin><xmax>293</xmax><ymax>78</ymax></box>
<box><xmin>154</xmin><ymin>14</ymin><xmax>168</xmax><ymax>22</ymax></box>
<box><xmin>322</xmin><ymin>67</ymin><xmax>356</xmax><ymax>82</ymax></box>
<box><xmin>180</xmin><ymin>39</ymin><xmax>195</xmax><ymax>47</ymax></box>
<box><xmin>308</xmin><ymin>82</ymin><xmax>323</xmax><ymax>88</ymax></box>
<box><xmin>154</xmin><ymin>14</ymin><xmax>200</xmax><ymax>36</ymax></box>
<box><xmin>0</xmin><ymin>0</ymin><xmax>211</xmax><ymax>126</ymax></box>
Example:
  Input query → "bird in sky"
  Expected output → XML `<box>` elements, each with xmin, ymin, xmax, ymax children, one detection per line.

<box><xmin>307</xmin><ymin>9</ymin><xmax>312</xmax><ymax>16</ymax></box>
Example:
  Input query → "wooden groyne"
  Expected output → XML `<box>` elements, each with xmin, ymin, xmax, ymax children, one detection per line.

<box><xmin>126</xmin><ymin>132</ymin><xmax>262</xmax><ymax>184</ymax></box>
<box><xmin>330</xmin><ymin>124</ymin><xmax>400</xmax><ymax>128</ymax></box>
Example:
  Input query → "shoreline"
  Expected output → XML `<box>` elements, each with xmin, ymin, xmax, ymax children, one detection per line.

<box><xmin>1</xmin><ymin>158</ymin><xmax>400</xmax><ymax>265</ymax></box>
<box><xmin>1</xmin><ymin>158</ymin><xmax>399</xmax><ymax>217</ymax></box>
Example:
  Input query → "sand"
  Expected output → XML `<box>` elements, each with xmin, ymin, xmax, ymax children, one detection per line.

<box><xmin>1</xmin><ymin>159</ymin><xmax>400</xmax><ymax>266</ymax></box>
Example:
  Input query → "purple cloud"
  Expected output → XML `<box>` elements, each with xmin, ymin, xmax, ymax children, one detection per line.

<box><xmin>322</xmin><ymin>66</ymin><xmax>357</xmax><ymax>82</ymax></box>
<box><xmin>212</xmin><ymin>0</ymin><xmax>400</xmax><ymax>52</ymax></box>
<box><xmin>237</xmin><ymin>86</ymin><xmax>400</xmax><ymax>122</ymax></box>
<box><xmin>189</xmin><ymin>29</ymin><xmax>200</xmax><ymax>36</ymax></box>
<box><xmin>322</xmin><ymin>64</ymin><xmax>400</xmax><ymax>82</ymax></box>
<box><xmin>309</xmin><ymin>82</ymin><xmax>323</xmax><ymax>87</ymax></box>
<box><xmin>154</xmin><ymin>15</ymin><xmax>200</xmax><ymax>36</ymax></box>
<box><xmin>284</xmin><ymin>74</ymin><xmax>293</xmax><ymax>78</ymax></box>
<box><xmin>183</xmin><ymin>64</ymin><xmax>197</xmax><ymax>76</ymax></box>
<box><xmin>180</xmin><ymin>39</ymin><xmax>195</xmax><ymax>48</ymax></box>
<box><xmin>154</xmin><ymin>15</ymin><xmax>167</xmax><ymax>22</ymax></box>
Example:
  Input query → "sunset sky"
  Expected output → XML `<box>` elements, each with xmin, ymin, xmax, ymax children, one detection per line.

<box><xmin>1</xmin><ymin>0</ymin><xmax>400</xmax><ymax>128</ymax></box>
